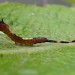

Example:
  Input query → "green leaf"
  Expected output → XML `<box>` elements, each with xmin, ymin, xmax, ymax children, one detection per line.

<box><xmin>0</xmin><ymin>2</ymin><xmax>75</xmax><ymax>75</ymax></box>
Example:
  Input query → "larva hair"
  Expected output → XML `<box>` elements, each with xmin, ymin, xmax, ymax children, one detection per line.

<box><xmin>0</xmin><ymin>19</ymin><xmax>71</xmax><ymax>46</ymax></box>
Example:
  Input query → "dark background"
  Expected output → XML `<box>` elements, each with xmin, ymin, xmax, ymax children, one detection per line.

<box><xmin>0</xmin><ymin>0</ymin><xmax>71</xmax><ymax>6</ymax></box>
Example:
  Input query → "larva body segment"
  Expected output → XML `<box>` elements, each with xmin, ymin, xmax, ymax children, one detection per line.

<box><xmin>0</xmin><ymin>19</ymin><xmax>71</xmax><ymax>46</ymax></box>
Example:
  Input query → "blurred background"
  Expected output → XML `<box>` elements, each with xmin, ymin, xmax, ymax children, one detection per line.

<box><xmin>0</xmin><ymin>0</ymin><xmax>71</xmax><ymax>6</ymax></box>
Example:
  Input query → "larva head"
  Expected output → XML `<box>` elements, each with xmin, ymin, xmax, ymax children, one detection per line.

<box><xmin>0</xmin><ymin>19</ymin><xmax>9</xmax><ymax>31</ymax></box>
